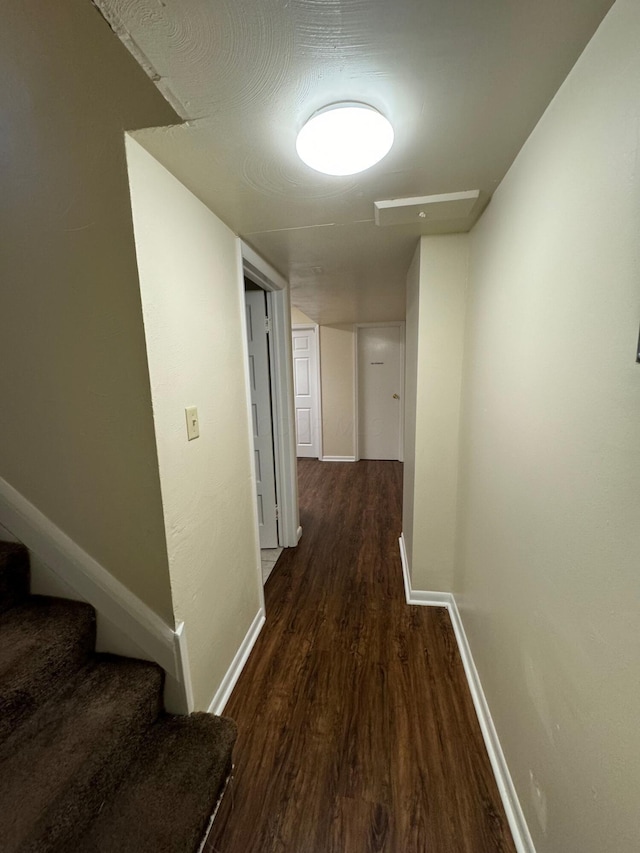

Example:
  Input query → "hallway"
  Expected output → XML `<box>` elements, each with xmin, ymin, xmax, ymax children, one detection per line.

<box><xmin>207</xmin><ymin>460</ymin><xmax>515</xmax><ymax>853</ymax></box>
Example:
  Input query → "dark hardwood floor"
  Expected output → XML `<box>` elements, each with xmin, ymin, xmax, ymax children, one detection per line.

<box><xmin>206</xmin><ymin>459</ymin><xmax>516</xmax><ymax>853</ymax></box>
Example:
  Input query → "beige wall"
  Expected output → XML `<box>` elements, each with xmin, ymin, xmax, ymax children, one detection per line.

<box><xmin>291</xmin><ymin>306</ymin><xmax>314</xmax><ymax>325</ymax></box>
<box><xmin>0</xmin><ymin>0</ymin><xmax>177</xmax><ymax>620</ymax></box>
<box><xmin>126</xmin><ymin>137</ymin><xmax>263</xmax><ymax>710</ymax></box>
<box><xmin>319</xmin><ymin>326</ymin><xmax>356</xmax><ymax>458</ymax></box>
<box><xmin>456</xmin><ymin>2</ymin><xmax>640</xmax><ymax>850</ymax></box>
<box><xmin>403</xmin><ymin>236</ymin><xmax>469</xmax><ymax>591</ymax></box>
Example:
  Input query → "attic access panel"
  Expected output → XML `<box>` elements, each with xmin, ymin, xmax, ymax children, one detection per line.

<box><xmin>374</xmin><ymin>190</ymin><xmax>481</xmax><ymax>227</ymax></box>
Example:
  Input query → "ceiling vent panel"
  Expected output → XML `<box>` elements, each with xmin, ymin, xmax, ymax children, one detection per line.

<box><xmin>374</xmin><ymin>190</ymin><xmax>481</xmax><ymax>227</ymax></box>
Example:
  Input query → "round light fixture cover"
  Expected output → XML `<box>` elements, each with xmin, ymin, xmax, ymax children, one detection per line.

<box><xmin>296</xmin><ymin>103</ymin><xmax>394</xmax><ymax>176</ymax></box>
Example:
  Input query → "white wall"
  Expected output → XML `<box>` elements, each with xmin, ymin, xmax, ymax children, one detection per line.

<box><xmin>403</xmin><ymin>235</ymin><xmax>469</xmax><ymax>591</ymax></box>
<box><xmin>456</xmin><ymin>2</ymin><xmax>640</xmax><ymax>850</ymax></box>
<box><xmin>126</xmin><ymin>137</ymin><xmax>263</xmax><ymax>710</ymax></box>
<box><xmin>0</xmin><ymin>0</ymin><xmax>177</xmax><ymax>621</ymax></box>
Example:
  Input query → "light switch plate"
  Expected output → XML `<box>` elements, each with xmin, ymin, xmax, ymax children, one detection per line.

<box><xmin>185</xmin><ymin>406</ymin><xmax>199</xmax><ymax>440</ymax></box>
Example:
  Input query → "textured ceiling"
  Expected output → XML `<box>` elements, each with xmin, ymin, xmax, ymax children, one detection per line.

<box><xmin>96</xmin><ymin>0</ymin><xmax>614</xmax><ymax>324</ymax></box>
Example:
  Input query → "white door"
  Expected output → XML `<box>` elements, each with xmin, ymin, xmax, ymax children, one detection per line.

<box><xmin>292</xmin><ymin>327</ymin><xmax>320</xmax><ymax>458</ymax></box>
<box><xmin>245</xmin><ymin>289</ymin><xmax>279</xmax><ymax>548</ymax></box>
<box><xmin>357</xmin><ymin>325</ymin><xmax>403</xmax><ymax>460</ymax></box>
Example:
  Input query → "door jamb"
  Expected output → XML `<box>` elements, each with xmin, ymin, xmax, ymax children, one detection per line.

<box><xmin>240</xmin><ymin>241</ymin><xmax>301</xmax><ymax>548</ymax></box>
<box><xmin>354</xmin><ymin>322</ymin><xmax>405</xmax><ymax>462</ymax></box>
<box><xmin>291</xmin><ymin>323</ymin><xmax>323</xmax><ymax>461</ymax></box>
<box><xmin>265</xmin><ymin>291</ymin><xmax>283</xmax><ymax>543</ymax></box>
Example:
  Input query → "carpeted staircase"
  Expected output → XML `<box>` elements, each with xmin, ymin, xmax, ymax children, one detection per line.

<box><xmin>0</xmin><ymin>540</ymin><xmax>236</xmax><ymax>853</ymax></box>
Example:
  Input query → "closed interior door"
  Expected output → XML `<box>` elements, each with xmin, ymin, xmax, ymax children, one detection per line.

<box><xmin>358</xmin><ymin>325</ymin><xmax>402</xmax><ymax>460</ymax></box>
<box><xmin>245</xmin><ymin>288</ymin><xmax>279</xmax><ymax>548</ymax></box>
<box><xmin>292</xmin><ymin>327</ymin><xmax>319</xmax><ymax>458</ymax></box>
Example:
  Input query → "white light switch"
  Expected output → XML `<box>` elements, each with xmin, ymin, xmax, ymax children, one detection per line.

<box><xmin>185</xmin><ymin>406</ymin><xmax>199</xmax><ymax>441</ymax></box>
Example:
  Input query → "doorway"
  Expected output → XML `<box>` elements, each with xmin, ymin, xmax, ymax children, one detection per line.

<box><xmin>241</xmin><ymin>242</ymin><xmax>301</xmax><ymax>568</ymax></box>
<box><xmin>356</xmin><ymin>323</ymin><xmax>404</xmax><ymax>461</ymax></box>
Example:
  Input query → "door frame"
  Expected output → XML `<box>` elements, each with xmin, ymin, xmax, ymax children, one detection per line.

<box><xmin>354</xmin><ymin>322</ymin><xmax>405</xmax><ymax>462</ymax></box>
<box><xmin>292</xmin><ymin>323</ymin><xmax>323</xmax><ymax>461</ymax></box>
<box><xmin>239</xmin><ymin>241</ymin><xmax>301</xmax><ymax>551</ymax></box>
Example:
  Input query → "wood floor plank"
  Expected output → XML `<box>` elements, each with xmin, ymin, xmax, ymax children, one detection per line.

<box><xmin>206</xmin><ymin>460</ymin><xmax>516</xmax><ymax>853</ymax></box>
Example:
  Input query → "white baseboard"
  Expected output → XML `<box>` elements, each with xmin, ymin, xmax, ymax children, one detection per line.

<box><xmin>321</xmin><ymin>455</ymin><xmax>356</xmax><ymax>463</ymax></box>
<box><xmin>208</xmin><ymin>607</ymin><xmax>265</xmax><ymax>715</ymax></box>
<box><xmin>447</xmin><ymin>598</ymin><xmax>535</xmax><ymax>853</ymax></box>
<box><xmin>398</xmin><ymin>534</ymin><xmax>535</xmax><ymax>853</ymax></box>
<box><xmin>398</xmin><ymin>532</ymin><xmax>411</xmax><ymax>601</ymax></box>
<box><xmin>399</xmin><ymin>534</ymin><xmax>452</xmax><ymax>606</ymax></box>
<box><xmin>172</xmin><ymin>621</ymin><xmax>195</xmax><ymax>713</ymax></box>
<box><xmin>197</xmin><ymin>770</ymin><xmax>233</xmax><ymax>853</ymax></box>
<box><xmin>0</xmin><ymin>474</ymin><xmax>189</xmax><ymax>711</ymax></box>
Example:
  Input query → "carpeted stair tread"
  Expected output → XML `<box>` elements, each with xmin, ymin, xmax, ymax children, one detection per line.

<box><xmin>0</xmin><ymin>541</ymin><xmax>30</xmax><ymax>615</ymax></box>
<box><xmin>0</xmin><ymin>655</ymin><xmax>164</xmax><ymax>853</ymax></box>
<box><xmin>0</xmin><ymin>540</ymin><xmax>237</xmax><ymax>849</ymax></box>
<box><xmin>0</xmin><ymin>595</ymin><xmax>96</xmax><ymax>743</ymax></box>
<box><xmin>79</xmin><ymin>712</ymin><xmax>238</xmax><ymax>853</ymax></box>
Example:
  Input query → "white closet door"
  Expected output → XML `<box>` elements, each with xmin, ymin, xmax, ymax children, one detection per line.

<box><xmin>292</xmin><ymin>327</ymin><xmax>319</xmax><ymax>458</ymax></box>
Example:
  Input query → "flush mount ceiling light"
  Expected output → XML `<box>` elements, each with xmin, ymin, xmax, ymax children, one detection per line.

<box><xmin>296</xmin><ymin>102</ymin><xmax>394</xmax><ymax>176</ymax></box>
